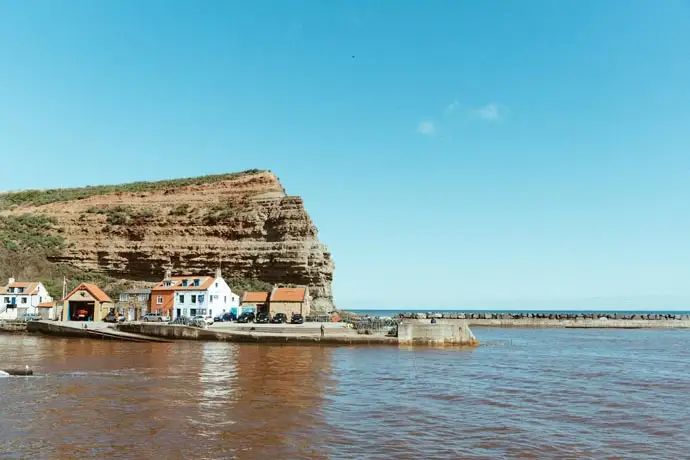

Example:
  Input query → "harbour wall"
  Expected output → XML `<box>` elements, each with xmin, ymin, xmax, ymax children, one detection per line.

<box><xmin>119</xmin><ymin>322</ymin><xmax>479</xmax><ymax>346</ymax></box>
<box><xmin>0</xmin><ymin>321</ymin><xmax>28</xmax><ymax>333</ymax></box>
<box><xmin>119</xmin><ymin>323</ymin><xmax>400</xmax><ymax>345</ymax></box>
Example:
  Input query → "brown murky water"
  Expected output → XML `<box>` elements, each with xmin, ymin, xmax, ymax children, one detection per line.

<box><xmin>1</xmin><ymin>328</ymin><xmax>689</xmax><ymax>459</ymax></box>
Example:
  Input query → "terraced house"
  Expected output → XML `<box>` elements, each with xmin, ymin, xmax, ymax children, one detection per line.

<box><xmin>0</xmin><ymin>277</ymin><xmax>53</xmax><ymax>320</ymax></box>
<box><xmin>150</xmin><ymin>268</ymin><xmax>240</xmax><ymax>320</ymax></box>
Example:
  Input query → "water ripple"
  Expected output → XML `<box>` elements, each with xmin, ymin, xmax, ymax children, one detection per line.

<box><xmin>0</xmin><ymin>329</ymin><xmax>689</xmax><ymax>458</ymax></box>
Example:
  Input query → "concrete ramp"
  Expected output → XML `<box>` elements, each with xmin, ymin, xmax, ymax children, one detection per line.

<box><xmin>27</xmin><ymin>321</ymin><xmax>171</xmax><ymax>342</ymax></box>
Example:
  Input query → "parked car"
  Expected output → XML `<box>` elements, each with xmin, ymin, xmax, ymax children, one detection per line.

<box><xmin>194</xmin><ymin>315</ymin><xmax>214</xmax><ymax>326</ymax></box>
<box><xmin>291</xmin><ymin>313</ymin><xmax>304</xmax><ymax>324</ymax></box>
<box><xmin>214</xmin><ymin>312</ymin><xmax>236</xmax><ymax>322</ymax></box>
<box><xmin>255</xmin><ymin>312</ymin><xmax>270</xmax><ymax>324</ymax></box>
<box><xmin>270</xmin><ymin>313</ymin><xmax>288</xmax><ymax>324</ymax></box>
<box><xmin>237</xmin><ymin>312</ymin><xmax>255</xmax><ymax>323</ymax></box>
<box><xmin>142</xmin><ymin>313</ymin><xmax>169</xmax><ymax>322</ymax></box>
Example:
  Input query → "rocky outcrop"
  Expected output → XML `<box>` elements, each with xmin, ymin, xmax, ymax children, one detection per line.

<box><xmin>2</xmin><ymin>171</ymin><xmax>335</xmax><ymax>311</ymax></box>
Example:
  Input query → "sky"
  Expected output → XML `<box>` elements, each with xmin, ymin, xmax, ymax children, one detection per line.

<box><xmin>1</xmin><ymin>0</ymin><xmax>690</xmax><ymax>310</ymax></box>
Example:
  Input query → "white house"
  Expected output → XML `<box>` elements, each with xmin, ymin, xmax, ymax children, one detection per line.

<box><xmin>150</xmin><ymin>268</ymin><xmax>240</xmax><ymax>320</ymax></box>
<box><xmin>0</xmin><ymin>277</ymin><xmax>53</xmax><ymax>320</ymax></box>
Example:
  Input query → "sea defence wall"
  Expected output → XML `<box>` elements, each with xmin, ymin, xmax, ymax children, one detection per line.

<box><xmin>0</xmin><ymin>321</ymin><xmax>28</xmax><ymax>333</ymax></box>
<box><xmin>397</xmin><ymin>321</ymin><xmax>478</xmax><ymax>345</ymax></box>
<box><xmin>119</xmin><ymin>322</ymin><xmax>479</xmax><ymax>347</ymax></box>
<box><xmin>398</xmin><ymin>312</ymin><xmax>690</xmax><ymax>329</ymax></box>
<box><xmin>119</xmin><ymin>323</ymin><xmax>400</xmax><ymax>345</ymax></box>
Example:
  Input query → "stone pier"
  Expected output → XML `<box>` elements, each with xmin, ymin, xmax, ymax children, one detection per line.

<box><xmin>397</xmin><ymin>320</ymin><xmax>478</xmax><ymax>346</ymax></box>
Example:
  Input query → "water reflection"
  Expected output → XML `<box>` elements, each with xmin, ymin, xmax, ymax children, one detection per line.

<box><xmin>2</xmin><ymin>331</ymin><xmax>690</xmax><ymax>459</ymax></box>
<box><xmin>0</xmin><ymin>337</ymin><xmax>333</xmax><ymax>459</ymax></box>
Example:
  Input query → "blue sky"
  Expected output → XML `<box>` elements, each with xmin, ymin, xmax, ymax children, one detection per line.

<box><xmin>1</xmin><ymin>1</ymin><xmax>690</xmax><ymax>310</ymax></box>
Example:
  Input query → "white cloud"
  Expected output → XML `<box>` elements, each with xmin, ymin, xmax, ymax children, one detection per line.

<box><xmin>473</xmin><ymin>103</ymin><xmax>501</xmax><ymax>121</ymax></box>
<box><xmin>445</xmin><ymin>100</ymin><xmax>460</xmax><ymax>114</ymax></box>
<box><xmin>416</xmin><ymin>121</ymin><xmax>436</xmax><ymax>135</ymax></box>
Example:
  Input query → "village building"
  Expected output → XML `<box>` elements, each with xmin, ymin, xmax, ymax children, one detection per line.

<box><xmin>240</xmin><ymin>291</ymin><xmax>270</xmax><ymax>315</ymax></box>
<box><xmin>269</xmin><ymin>287</ymin><xmax>311</xmax><ymax>318</ymax></box>
<box><xmin>62</xmin><ymin>283</ymin><xmax>114</xmax><ymax>322</ymax></box>
<box><xmin>150</xmin><ymin>268</ymin><xmax>240</xmax><ymax>320</ymax></box>
<box><xmin>116</xmin><ymin>288</ymin><xmax>151</xmax><ymax>321</ymax></box>
<box><xmin>37</xmin><ymin>301</ymin><xmax>57</xmax><ymax>320</ymax></box>
<box><xmin>0</xmin><ymin>277</ymin><xmax>53</xmax><ymax>320</ymax></box>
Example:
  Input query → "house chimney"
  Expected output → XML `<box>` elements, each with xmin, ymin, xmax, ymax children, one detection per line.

<box><xmin>164</xmin><ymin>269</ymin><xmax>172</xmax><ymax>281</ymax></box>
<box><xmin>8</xmin><ymin>277</ymin><xmax>15</xmax><ymax>285</ymax></box>
<box><xmin>215</xmin><ymin>265</ymin><xmax>222</xmax><ymax>280</ymax></box>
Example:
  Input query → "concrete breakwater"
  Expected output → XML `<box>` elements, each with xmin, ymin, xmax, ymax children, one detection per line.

<box><xmin>0</xmin><ymin>321</ymin><xmax>28</xmax><ymax>333</ymax></box>
<box><xmin>118</xmin><ymin>321</ymin><xmax>479</xmax><ymax>347</ymax></box>
<box><xmin>398</xmin><ymin>312</ymin><xmax>690</xmax><ymax>329</ymax></box>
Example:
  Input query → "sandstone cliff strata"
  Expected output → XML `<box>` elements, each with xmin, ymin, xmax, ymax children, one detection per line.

<box><xmin>0</xmin><ymin>171</ymin><xmax>335</xmax><ymax>311</ymax></box>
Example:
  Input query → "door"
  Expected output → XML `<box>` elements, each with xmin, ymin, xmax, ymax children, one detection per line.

<box><xmin>176</xmin><ymin>308</ymin><xmax>181</xmax><ymax>319</ymax></box>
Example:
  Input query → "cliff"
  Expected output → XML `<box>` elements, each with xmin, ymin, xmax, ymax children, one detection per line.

<box><xmin>0</xmin><ymin>170</ymin><xmax>335</xmax><ymax>311</ymax></box>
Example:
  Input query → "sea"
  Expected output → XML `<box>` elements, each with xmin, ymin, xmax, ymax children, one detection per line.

<box><xmin>1</xmin><ymin>329</ymin><xmax>689</xmax><ymax>458</ymax></box>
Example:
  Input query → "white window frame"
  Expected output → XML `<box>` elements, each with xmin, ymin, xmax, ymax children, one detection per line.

<box><xmin>156</xmin><ymin>296</ymin><xmax>163</xmax><ymax>305</ymax></box>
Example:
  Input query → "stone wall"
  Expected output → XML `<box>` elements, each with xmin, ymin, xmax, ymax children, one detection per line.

<box><xmin>397</xmin><ymin>320</ymin><xmax>478</xmax><ymax>346</ymax></box>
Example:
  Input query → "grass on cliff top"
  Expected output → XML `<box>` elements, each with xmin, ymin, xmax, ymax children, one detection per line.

<box><xmin>0</xmin><ymin>169</ymin><xmax>267</xmax><ymax>210</ymax></box>
<box><xmin>0</xmin><ymin>214</ymin><xmax>64</xmax><ymax>253</ymax></box>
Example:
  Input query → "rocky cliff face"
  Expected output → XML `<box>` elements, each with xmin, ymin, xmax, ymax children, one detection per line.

<box><xmin>2</xmin><ymin>171</ymin><xmax>335</xmax><ymax>311</ymax></box>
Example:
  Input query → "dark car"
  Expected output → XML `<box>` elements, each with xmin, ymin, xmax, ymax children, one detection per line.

<box><xmin>270</xmin><ymin>313</ymin><xmax>287</xmax><ymax>324</ymax></box>
<box><xmin>223</xmin><ymin>312</ymin><xmax>237</xmax><ymax>322</ymax></box>
<box><xmin>255</xmin><ymin>312</ymin><xmax>269</xmax><ymax>324</ymax></box>
<box><xmin>237</xmin><ymin>312</ymin><xmax>255</xmax><ymax>323</ymax></box>
<box><xmin>291</xmin><ymin>313</ymin><xmax>304</xmax><ymax>324</ymax></box>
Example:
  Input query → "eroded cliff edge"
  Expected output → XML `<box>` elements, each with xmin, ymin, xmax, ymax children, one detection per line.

<box><xmin>0</xmin><ymin>170</ymin><xmax>335</xmax><ymax>311</ymax></box>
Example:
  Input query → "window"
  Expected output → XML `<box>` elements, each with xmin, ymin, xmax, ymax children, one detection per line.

<box><xmin>17</xmin><ymin>288</ymin><xmax>24</xmax><ymax>294</ymax></box>
<box><xmin>224</xmin><ymin>296</ymin><xmax>227</xmax><ymax>304</ymax></box>
<box><xmin>215</xmin><ymin>282</ymin><xmax>218</xmax><ymax>288</ymax></box>
<box><xmin>39</xmin><ymin>296</ymin><xmax>42</xmax><ymax>303</ymax></box>
<box><xmin>210</xmin><ymin>296</ymin><xmax>214</xmax><ymax>304</ymax></box>
<box><xmin>21</xmin><ymin>297</ymin><xmax>27</xmax><ymax>304</ymax></box>
<box><xmin>191</xmin><ymin>295</ymin><xmax>197</xmax><ymax>304</ymax></box>
<box><xmin>182</xmin><ymin>279</ymin><xmax>188</xmax><ymax>287</ymax></box>
<box><xmin>199</xmin><ymin>295</ymin><xmax>204</xmax><ymax>304</ymax></box>
<box><xmin>3</xmin><ymin>297</ymin><xmax>9</xmax><ymax>304</ymax></box>
<box><xmin>179</xmin><ymin>295</ymin><xmax>185</xmax><ymax>304</ymax></box>
<box><xmin>190</xmin><ymin>308</ymin><xmax>197</xmax><ymax>316</ymax></box>
<box><xmin>164</xmin><ymin>280</ymin><xmax>172</xmax><ymax>287</ymax></box>
<box><xmin>193</xmin><ymin>279</ymin><xmax>200</xmax><ymax>287</ymax></box>
<box><xmin>156</xmin><ymin>296</ymin><xmax>163</xmax><ymax>305</ymax></box>
<box><xmin>8</xmin><ymin>287</ymin><xmax>14</xmax><ymax>293</ymax></box>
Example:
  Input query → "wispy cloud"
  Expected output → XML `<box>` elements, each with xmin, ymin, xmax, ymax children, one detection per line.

<box><xmin>444</xmin><ymin>100</ymin><xmax>460</xmax><ymax>114</ymax></box>
<box><xmin>416</xmin><ymin>121</ymin><xmax>436</xmax><ymax>136</ymax></box>
<box><xmin>473</xmin><ymin>103</ymin><xmax>502</xmax><ymax>121</ymax></box>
